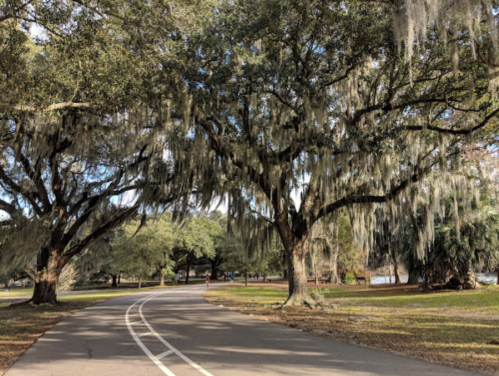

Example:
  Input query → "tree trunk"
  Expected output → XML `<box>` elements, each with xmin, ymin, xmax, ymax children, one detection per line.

<box><xmin>407</xmin><ymin>269</ymin><xmax>419</xmax><ymax>285</ymax></box>
<box><xmin>283</xmin><ymin>239</ymin><xmax>314</xmax><ymax>306</ymax></box>
<box><xmin>330</xmin><ymin>263</ymin><xmax>339</xmax><ymax>284</ymax></box>
<box><xmin>210</xmin><ymin>256</ymin><xmax>222</xmax><ymax>280</ymax></box>
<box><xmin>31</xmin><ymin>247</ymin><xmax>66</xmax><ymax>305</ymax></box>
<box><xmin>118</xmin><ymin>272</ymin><xmax>121</xmax><ymax>284</ymax></box>
<box><xmin>244</xmin><ymin>271</ymin><xmax>248</xmax><ymax>287</ymax></box>
<box><xmin>111</xmin><ymin>274</ymin><xmax>118</xmax><ymax>288</ymax></box>
<box><xmin>389</xmin><ymin>259</ymin><xmax>393</xmax><ymax>284</ymax></box>
<box><xmin>496</xmin><ymin>266</ymin><xmax>499</xmax><ymax>285</ymax></box>
<box><xmin>392</xmin><ymin>250</ymin><xmax>401</xmax><ymax>284</ymax></box>
<box><xmin>313</xmin><ymin>258</ymin><xmax>319</xmax><ymax>285</ymax></box>
<box><xmin>185</xmin><ymin>258</ymin><xmax>191</xmax><ymax>285</ymax></box>
<box><xmin>329</xmin><ymin>235</ymin><xmax>340</xmax><ymax>284</ymax></box>
<box><xmin>138</xmin><ymin>276</ymin><xmax>142</xmax><ymax>289</ymax></box>
<box><xmin>462</xmin><ymin>259</ymin><xmax>480</xmax><ymax>290</ymax></box>
<box><xmin>159</xmin><ymin>275</ymin><xmax>165</xmax><ymax>287</ymax></box>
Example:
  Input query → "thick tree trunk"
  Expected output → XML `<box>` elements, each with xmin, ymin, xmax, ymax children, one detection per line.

<box><xmin>283</xmin><ymin>239</ymin><xmax>314</xmax><ymax>306</ymax></box>
<box><xmin>407</xmin><ymin>269</ymin><xmax>419</xmax><ymax>285</ymax></box>
<box><xmin>31</xmin><ymin>247</ymin><xmax>66</xmax><ymax>305</ymax></box>
<box><xmin>244</xmin><ymin>271</ymin><xmax>248</xmax><ymax>287</ymax></box>
<box><xmin>111</xmin><ymin>274</ymin><xmax>118</xmax><ymax>288</ymax></box>
<box><xmin>159</xmin><ymin>275</ymin><xmax>165</xmax><ymax>287</ymax></box>
<box><xmin>462</xmin><ymin>259</ymin><xmax>480</xmax><ymax>290</ymax></box>
<box><xmin>210</xmin><ymin>256</ymin><xmax>222</xmax><ymax>280</ymax></box>
<box><xmin>138</xmin><ymin>276</ymin><xmax>142</xmax><ymax>289</ymax></box>
<box><xmin>392</xmin><ymin>251</ymin><xmax>401</xmax><ymax>284</ymax></box>
<box><xmin>496</xmin><ymin>266</ymin><xmax>499</xmax><ymax>285</ymax></box>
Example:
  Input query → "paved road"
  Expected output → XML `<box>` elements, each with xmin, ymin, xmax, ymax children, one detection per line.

<box><xmin>6</xmin><ymin>285</ymin><xmax>483</xmax><ymax>376</ymax></box>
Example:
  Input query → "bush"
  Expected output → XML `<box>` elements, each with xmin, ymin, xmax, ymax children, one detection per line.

<box><xmin>344</xmin><ymin>274</ymin><xmax>355</xmax><ymax>285</ymax></box>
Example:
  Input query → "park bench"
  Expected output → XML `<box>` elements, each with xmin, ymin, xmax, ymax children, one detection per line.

<box><xmin>355</xmin><ymin>276</ymin><xmax>367</xmax><ymax>285</ymax></box>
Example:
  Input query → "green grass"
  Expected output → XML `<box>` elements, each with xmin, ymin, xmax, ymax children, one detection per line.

<box><xmin>0</xmin><ymin>288</ymin><xmax>33</xmax><ymax>298</ymax></box>
<box><xmin>218</xmin><ymin>284</ymin><xmax>499</xmax><ymax>313</ymax></box>
<box><xmin>205</xmin><ymin>284</ymin><xmax>499</xmax><ymax>376</ymax></box>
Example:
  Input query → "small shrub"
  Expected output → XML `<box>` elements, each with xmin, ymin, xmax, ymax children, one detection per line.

<box><xmin>344</xmin><ymin>274</ymin><xmax>355</xmax><ymax>285</ymax></box>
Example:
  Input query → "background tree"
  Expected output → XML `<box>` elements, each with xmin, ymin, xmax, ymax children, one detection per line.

<box><xmin>0</xmin><ymin>21</ymin><xmax>182</xmax><ymax>303</ymax></box>
<box><xmin>171</xmin><ymin>215</ymin><xmax>217</xmax><ymax>284</ymax></box>
<box><xmin>112</xmin><ymin>221</ymin><xmax>174</xmax><ymax>289</ymax></box>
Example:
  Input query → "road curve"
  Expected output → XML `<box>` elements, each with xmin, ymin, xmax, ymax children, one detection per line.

<box><xmin>6</xmin><ymin>285</ymin><xmax>483</xmax><ymax>376</ymax></box>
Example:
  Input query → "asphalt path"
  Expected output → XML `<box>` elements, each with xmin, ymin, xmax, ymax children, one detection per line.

<box><xmin>6</xmin><ymin>284</ymin><xmax>483</xmax><ymax>376</ymax></box>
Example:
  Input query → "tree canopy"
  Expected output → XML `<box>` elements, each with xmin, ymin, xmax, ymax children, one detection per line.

<box><xmin>1</xmin><ymin>0</ymin><xmax>499</xmax><ymax>304</ymax></box>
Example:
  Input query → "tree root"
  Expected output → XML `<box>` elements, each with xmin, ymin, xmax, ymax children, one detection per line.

<box><xmin>282</xmin><ymin>295</ymin><xmax>318</xmax><ymax>308</ymax></box>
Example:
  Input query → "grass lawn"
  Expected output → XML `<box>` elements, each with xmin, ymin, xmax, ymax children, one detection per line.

<box><xmin>0</xmin><ymin>286</ymin><xmax>169</xmax><ymax>376</ymax></box>
<box><xmin>0</xmin><ymin>289</ymin><xmax>32</xmax><ymax>299</ymax></box>
<box><xmin>205</xmin><ymin>283</ymin><xmax>499</xmax><ymax>376</ymax></box>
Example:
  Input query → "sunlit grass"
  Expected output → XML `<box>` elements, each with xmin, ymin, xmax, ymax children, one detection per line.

<box><xmin>205</xmin><ymin>284</ymin><xmax>499</xmax><ymax>376</ymax></box>
<box><xmin>0</xmin><ymin>289</ymin><xmax>33</xmax><ymax>298</ymax></box>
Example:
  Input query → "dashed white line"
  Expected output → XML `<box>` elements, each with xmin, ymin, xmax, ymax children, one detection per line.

<box><xmin>125</xmin><ymin>288</ymin><xmax>215</xmax><ymax>376</ymax></box>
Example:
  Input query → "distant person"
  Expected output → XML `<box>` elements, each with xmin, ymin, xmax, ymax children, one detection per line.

<box><xmin>223</xmin><ymin>273</ymin><xmax>227</xmax><ymax>283</ymax></box>
<box><xmin>205</xmin><ymin>274</ymin><xmax>210</xmax><ymax>289</ymax></box>
<box><xmin>230</xmin><ymin>272</ymin><xmax>234</xmax><ymax>283</ymax></box>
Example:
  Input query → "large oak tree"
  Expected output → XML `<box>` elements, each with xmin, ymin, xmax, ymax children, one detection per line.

<box><xmin>149</xmin><ymin>0</ymin><xmax>499</xmax><ymax>305</ymax></box>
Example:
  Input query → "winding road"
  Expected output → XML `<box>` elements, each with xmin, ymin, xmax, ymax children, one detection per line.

<box><xmin>6</xmin><ymin>285</ymin><xmax>482</xmax><ymax>376</ymax></box>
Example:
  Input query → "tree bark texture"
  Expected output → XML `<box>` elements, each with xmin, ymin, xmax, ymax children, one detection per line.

<box><xmin>392</xmin><ymin>250</ymin><xmax>401</xmax><ymax>284</ymax></box>
<box><xmin>31</xmin><ymin>247</ymin><xmax>67</xmax><ymax>305</ymax></box>
<box><xmin>283</xmin><ymin>238</ymin><xmax>314</xmax><ymax>306</ymax></box>
<box><xmin>111</xmin><ymin>274</ymin><xmax>118</xmax><ymax>288</ymax></box>
<box><xmin>329</xmin><ymin>248</ymin><xmax>340</xmax><ymax>284</ymax></box>
<box><xmin>461</xmin><ymin>259</ymin><xmax>480</xmax><ymax>290</ymax></box>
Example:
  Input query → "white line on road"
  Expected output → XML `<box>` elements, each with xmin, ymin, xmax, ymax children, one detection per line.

<box><xmin>125</xmin><ymin>292</ymin><xmax>176</xmax><ymax>376</ymax></box>
<box><xmin>156</xmin><ymin>350</ymin><xmax>174</xmax><ymax>359</ymax></box>
<box><xmin>125</xmin><ymin>288</ymin><xmax>215</xmax><ymax>376</ymax></box>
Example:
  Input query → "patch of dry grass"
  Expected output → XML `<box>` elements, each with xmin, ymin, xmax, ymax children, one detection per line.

<box><xmin>205</xmin><ymin>283</ymin><xmax>499</xmax><ymax>376</ymax></box>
